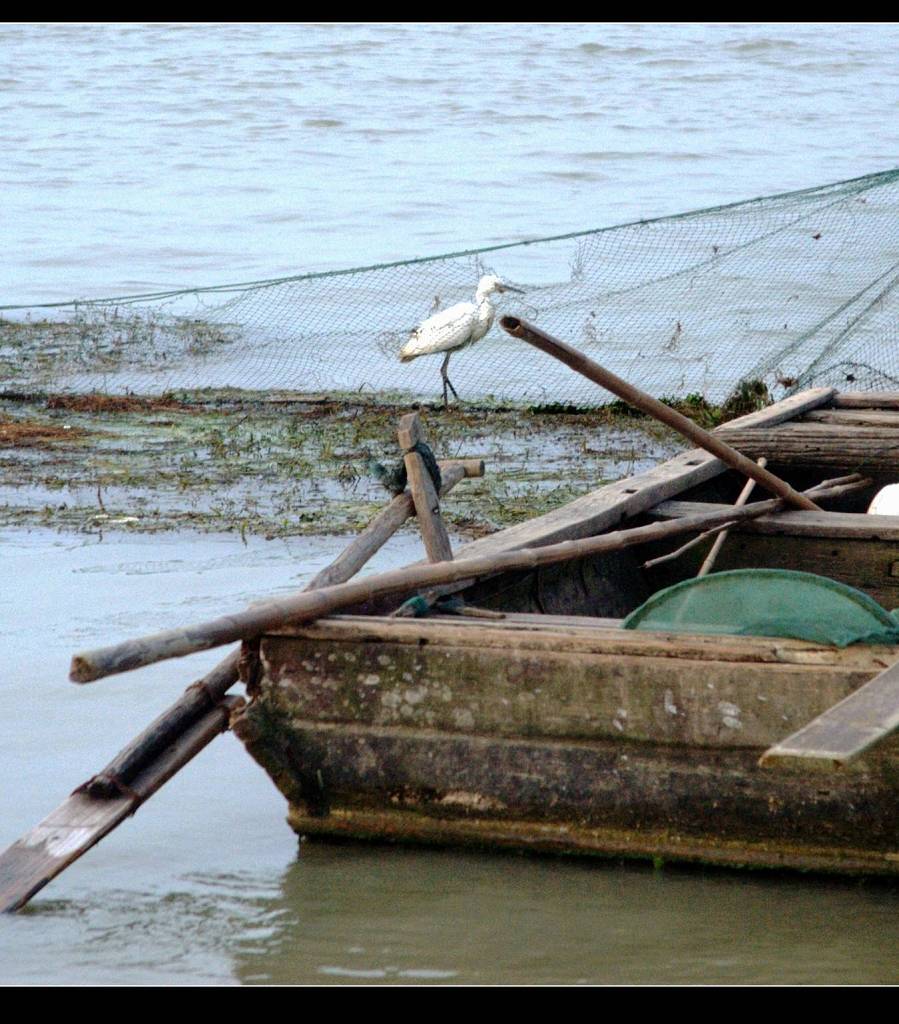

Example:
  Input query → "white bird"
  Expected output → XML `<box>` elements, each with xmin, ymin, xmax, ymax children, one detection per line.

<box><xmin>399</xmin><ymin>274</ymin><xmax>523</xmax><ymax>407</ymax></box>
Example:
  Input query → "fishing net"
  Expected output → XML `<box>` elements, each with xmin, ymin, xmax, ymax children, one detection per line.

<box><xmin>3</xmin><ymin>167</ymin><xmax>899</xmax><ymax>406</ymax></box>
<box><xmin>623</xmin><ymin>569</ymin><xmax>899</xmax><ymax>647</ymax></box>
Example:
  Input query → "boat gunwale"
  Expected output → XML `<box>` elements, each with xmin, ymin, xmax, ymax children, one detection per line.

<box><xmin>264</xmin><ymin>612</ymin><xmax>899</xmax><ymax>669</ymax></box>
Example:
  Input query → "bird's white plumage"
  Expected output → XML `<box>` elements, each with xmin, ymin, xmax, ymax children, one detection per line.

<box><xmin>399</xmin><ymin>274</ymin><xmax>521</xmax><ymax>406</ymax></box>
<box><xmin>399</xmin><ymin>274</ymin><xmax>506</xmax><ymax>363</ymax></box>
<box><xmin>399</xmin><ymin>300</ymin><xmax>488</xmax><ymax>360</ymax></box>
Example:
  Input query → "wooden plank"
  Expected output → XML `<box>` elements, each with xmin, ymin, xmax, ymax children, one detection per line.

<box><xmin>832</xmin><ymin>391</ymin><xmax>899</xmax><ymax>409</ymax></box>
<box><xmin>715</xmin><ymin>422</ymin><xmax>899</xmax><ymax>473</ymax></box>
<box><xmin>712</xmin><ymin>387</ymin><xmax>837</xmax><ymax>429</ymax></box>
<box><xmin>404</xmin><ymin>454</ymin><xmax>453</xmax><ymax>562</ymax></box>
<box><xmin>760</xmin><ymin>661</ymin><xmax>899</xmax><ymax>768</ymax></box>
<box><xmin>269</xmin><ymin>613</ymin><xmax>897</xmax><ymax>668</ymax></box>
<box><xmin>398</xmin><ymin>412</ymin><xmax>454</xmax><ymax>563</ymax></box>
<box><xmin>439</xmin><ymin>613</ymin><xmax>626</xmax><ymax>632</ymax></box>
<box><xmin>649</xmin><ymin>501</ymin><xmax>899</xmax><ymax>540</ymax></box>
<box><xmin>803</xmin><ymin>409</ymin><xmax>899</xmax><ymax>428</ymax></box>
<box><xmin>451</xmin><ymin>388</ymin><xmax>836</xmax><ymax>563</ymax></box>
<box><xmin>454</xmin><ymin>449</ymin><xmax>721</xmax><ymax>555</ymax></box>
<box><xmin>722</xmin><ymin>421</ymin><xmax>899</xmax><ymax>439</ymax></box>
<box><xmin>0</xmin><ymin>696</ymin><xmax>243</xmax><ymax>914</ymax></box>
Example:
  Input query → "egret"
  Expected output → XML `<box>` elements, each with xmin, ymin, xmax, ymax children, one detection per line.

<box><xmin>399</xmin><ymin>274</ymin><xmax>523</xmax><ymax>407</ymax></box>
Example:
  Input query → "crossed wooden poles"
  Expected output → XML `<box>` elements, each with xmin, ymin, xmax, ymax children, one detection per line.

<box><xmin>2</xmin><ymin>318</ymin><xmax>896</xmax><ymax>913</ymax></box>
<box><xmin>0</xmin><ymin>413</ymin><xmax>480</xmax><ymax>914</ymax></box>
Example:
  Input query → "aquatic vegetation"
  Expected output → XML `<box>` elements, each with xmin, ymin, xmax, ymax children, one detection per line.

<box><xmin>0</xmin><ymin>310</ymin><xmax>241</xmax><ymax>385</ymax></box>
<box><xmin>0</xmin><ymin>390</ymin><xmax>687</xmax><ymax>538</ymax></box>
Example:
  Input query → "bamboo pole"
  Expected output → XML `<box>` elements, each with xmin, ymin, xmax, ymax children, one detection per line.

<box><xmin>70</xmin><ymin>481</ymin><xmax>855</xmax><ymax>685</ymax></box>
<box><xmin>643</xmin><ymin>474</ymin><xmax>868</xmax><ymax>571</ymax></box>
<box><xmin>697</xmin><ymin>458</ymin><xmax>766</xmax><ymax>576</ymax></box>
<box><xmin>499</xmin><ymin>316</ymin><xmax>821</xmax><ymax>512</ymax></box>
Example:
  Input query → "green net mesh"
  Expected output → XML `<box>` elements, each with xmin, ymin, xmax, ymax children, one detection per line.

<box><xmin>3</xmin><ymin>167</ymin><xmax>899</xmax><ymax>405</ymax></box>
<box><xmin>623</xmin><ymin>569</ymin><xmax>899</xmax><ymax>647</ymax></box>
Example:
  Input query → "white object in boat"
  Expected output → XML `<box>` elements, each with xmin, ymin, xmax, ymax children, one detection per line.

<box><xmin>867</xmin><ymin>483</ymin><xmax>899</xmax><ymax>515</ymax></box>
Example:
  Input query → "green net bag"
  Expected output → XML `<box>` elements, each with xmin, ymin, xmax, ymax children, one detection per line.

<box><xmin>622</xmin><ymin>569</ymin><xmax>899</xmax><ymax>647</ymax></box>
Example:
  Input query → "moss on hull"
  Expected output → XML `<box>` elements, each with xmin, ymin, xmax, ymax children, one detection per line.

<box><xmin>285</xmin><ymin>806</ymin><xmax>899</xmax><ymax>877</ymax></box>
<box><xmin>231</xmin><ymin>617</ymin><xmax>899</xmax><ymax>876</ymax></box>
<box><xmin>234</xmin><ymin>710</ymin><xmax>899</xmax><ymax>877</ymax></box>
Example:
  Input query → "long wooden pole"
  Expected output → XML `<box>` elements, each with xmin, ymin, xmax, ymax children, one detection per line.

<box><xmin>498</xmin><ymin>316</ymin><xmax>820</xmax><ymax>512</ymax></box>
<box><xmin>70</xmin><ymin>483</ymin><xmax>853</xmax><ymax>685</ymax></box>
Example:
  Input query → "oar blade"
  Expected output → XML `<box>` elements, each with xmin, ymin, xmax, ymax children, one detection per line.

<box><xmin>0</xmin><ymin>696</ymin><xmax>242</xmax><ymax>914</ymax></box>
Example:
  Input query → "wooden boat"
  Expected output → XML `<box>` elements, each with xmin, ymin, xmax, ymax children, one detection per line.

<box><xmin>232</xmin><ymin>386</ymin><xmax>899</xmax><ymax>876</ymax></box>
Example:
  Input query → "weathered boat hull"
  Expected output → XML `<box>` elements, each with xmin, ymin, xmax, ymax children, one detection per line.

<box><xmin>233</xmin><ymin>615</ymin><xmax>899</xmax><ymax>875</ymax></box>
<box><xmin>233</xmin><ymin>388</ymin><xmax>899</xmax><ymax>875</ymax></box>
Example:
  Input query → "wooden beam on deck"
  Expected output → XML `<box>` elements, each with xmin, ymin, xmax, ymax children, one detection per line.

<box><xmin>648</xmin><ymin>501</ymin><xmax>899</xmax><ymax>540</ymax></box>
<box><xmin>832</xmin><ymin>392</ymin><xmax>899</xmax><ymax>409</ymax></box>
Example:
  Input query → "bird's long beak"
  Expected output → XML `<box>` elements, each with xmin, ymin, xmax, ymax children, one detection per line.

<box><xmin>500</xmin><ymin>284</ymin><xmax>525</xmax><ymax>295</ymax></box>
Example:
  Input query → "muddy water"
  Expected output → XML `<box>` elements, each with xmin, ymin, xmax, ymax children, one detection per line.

<box><xmin>0</xmin><ymin>527</ymin><xmax>897</xmax><ymax>984</ymax></box>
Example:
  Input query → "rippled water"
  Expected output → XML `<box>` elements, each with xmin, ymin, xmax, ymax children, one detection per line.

<box><xmin>3</xmin><ymin>24</ymin><xmax>899</xmax><ymax>985</ymax></box>
<box><xmin>1</xmin><ymin>529</ymin><xmax>898</xmax><ymax>986</ymax></box>
<box><xmin>2</xmin><ymin>23</ymin><xmax>899</xmax><ymax>303</ymax></box>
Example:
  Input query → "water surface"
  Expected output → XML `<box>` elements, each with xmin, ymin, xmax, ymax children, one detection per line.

<box><xmin>2</xmin><ymin>22</ymin><xmax>898</xmax><ymax>303</ymax></box>
<box><xmin>0</xmin><ymin>528</ymin><xmax>897</xmax><ymax>984</ymax></box>
<box><xmin>2</xmin><ymin>23</ymin><xmax>899</xmax><ymax>985</ymax></box>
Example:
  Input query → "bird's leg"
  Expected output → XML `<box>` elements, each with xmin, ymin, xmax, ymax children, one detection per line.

<box><xmin>440</xmin><ymin>352</ymin><xmax>460</xmax><ymax>408</ymax></box>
